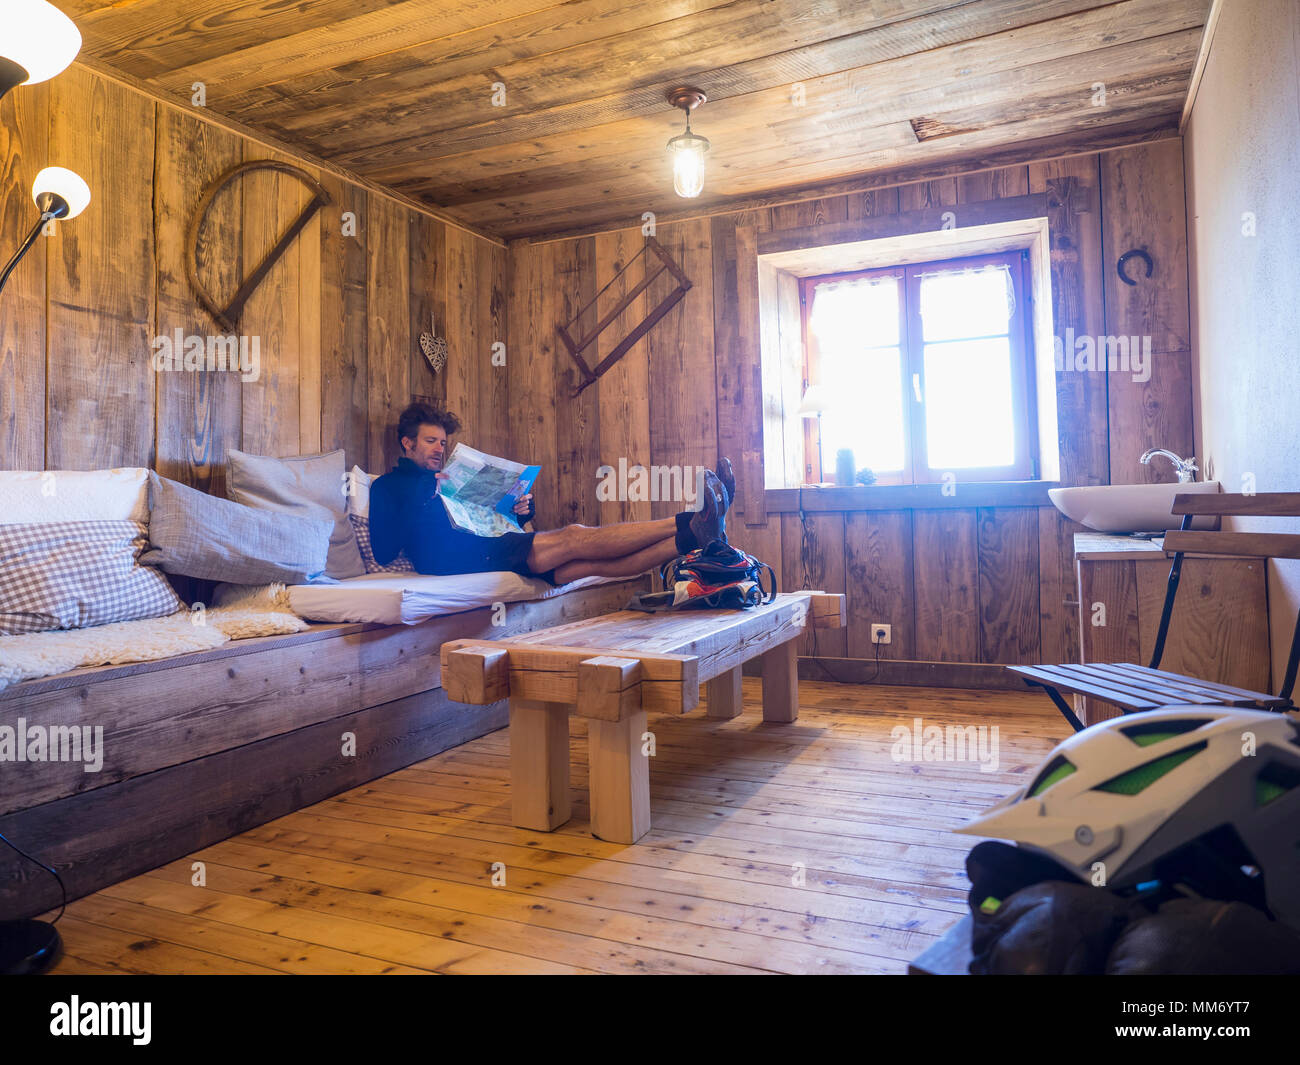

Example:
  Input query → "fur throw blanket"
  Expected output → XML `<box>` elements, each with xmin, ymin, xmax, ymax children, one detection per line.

<box><xmin>0</xmin><ymin>583</ymin><xmax>306</xmax><ymax>692</ymax></box>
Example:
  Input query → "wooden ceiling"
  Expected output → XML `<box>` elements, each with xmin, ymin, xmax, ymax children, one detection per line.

<box><xmin>64</xmin><ymin>0</ymin><xmax>1212</xmax><ymax>239</ymax></box>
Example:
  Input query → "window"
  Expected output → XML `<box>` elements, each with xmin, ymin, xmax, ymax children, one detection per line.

<box><xmin>800</xmin><ymin>250</ymin><xmax>1037</xmax><ymax>485</ymax></box>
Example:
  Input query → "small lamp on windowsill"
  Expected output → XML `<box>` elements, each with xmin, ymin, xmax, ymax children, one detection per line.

<box><xmin>0</xmin><ymin>166</ymin><xmax>91</xmax><ymax>299</ymax></box>
<box><xmin>798</xmin><ymin>383</ymin><xmax>833</xmax><ymax>486</ymax></box>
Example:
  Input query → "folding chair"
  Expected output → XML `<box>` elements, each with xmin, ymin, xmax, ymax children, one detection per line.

<box><xmin>1009</xmin><ymin>492</ymin><xmax>1300</xmax><ymax>731</ymax></box>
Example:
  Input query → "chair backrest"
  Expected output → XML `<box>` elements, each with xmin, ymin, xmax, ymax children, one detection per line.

<box><xmin>1163</xmin><ymin>492</ymin><xmax>1300</xmax><ymax>560</ymax></box>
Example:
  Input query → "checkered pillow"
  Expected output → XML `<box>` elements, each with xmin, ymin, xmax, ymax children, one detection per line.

<box><xmin>0</xmin><ymin>520</ymin><xmax>184</xmax><ymax>635</ymax></box>
<box><xmin>348</xmin><ymin>513</ymin><xmax>416</xmax><ymax>574</ymax></box>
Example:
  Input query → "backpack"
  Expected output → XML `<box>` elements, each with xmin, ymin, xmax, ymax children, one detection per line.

<box><xmin>626</xmin><ymin>538</ymin><xmax>778</xmax><ymax>612</ymax></box>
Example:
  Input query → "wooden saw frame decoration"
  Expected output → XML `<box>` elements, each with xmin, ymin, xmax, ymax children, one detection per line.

<box><xmin>186</xmin><ymin>160</ymin><xmax>332</xmax><ymax>333</ymax></box>
<box><xmin>555</xmin><ymin>236</ymin><xmax>692</xmax><ymax>398</ymax></box>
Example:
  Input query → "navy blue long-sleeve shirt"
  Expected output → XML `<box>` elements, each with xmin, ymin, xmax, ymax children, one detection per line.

<box><xmin>368</xmin><ymin>456</ymin><xmax>537</xmax><ymax>577</ymax></box>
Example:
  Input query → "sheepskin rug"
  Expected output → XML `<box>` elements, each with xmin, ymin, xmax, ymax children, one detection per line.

<box><xmin>0</xmin><ymin>583</ymin><xmax>307</xmax><ymax>692</ymax></box>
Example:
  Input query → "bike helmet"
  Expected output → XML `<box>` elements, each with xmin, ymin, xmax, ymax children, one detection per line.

<box><xmin>956</xmin><ymin>707</ymin><xmax>1300</xmax><ymax>930</ymax></box>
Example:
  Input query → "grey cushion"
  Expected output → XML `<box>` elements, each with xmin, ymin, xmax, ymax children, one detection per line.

<box><xmin>225</xmin><ymin>448</ymin><xmax>366</xmax><ymax>579</ymax></box>
<box><xmin>142</xmin><ymin>472</ymin><xmax>332</xmax><ymax>584</ymax></box>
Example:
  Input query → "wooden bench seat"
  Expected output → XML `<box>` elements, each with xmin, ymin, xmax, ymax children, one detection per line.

<box><xmin>1009</xmin><ymin>663</ymin><xmax>1288</xmax><ymax>714</ymax></box>
<box><xmin>0</xmin><ymin>575</ymin><xmax>649</xmax><ymax>919</ymax></box>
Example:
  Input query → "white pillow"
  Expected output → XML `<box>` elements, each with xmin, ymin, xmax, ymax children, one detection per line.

<box><xmin>0</xmin><ymin>468</ymin><xmax>149</xmax><ymax>525</ymax></box>
<box><xmin>346</xmin><ymin>466</ymin><xmax>381</xmax><ymax>519</ymax></box>
<box><xmin>345</xmin><ymin>467</ymin><xmax>418</xmax><ymax>573</ymax></box>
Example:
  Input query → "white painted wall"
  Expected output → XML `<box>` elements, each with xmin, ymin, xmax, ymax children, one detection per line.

<box><xmin>1185</xmin><ymin>0</ymin><xmax>1300</xmax><ymax>688</ymax></box>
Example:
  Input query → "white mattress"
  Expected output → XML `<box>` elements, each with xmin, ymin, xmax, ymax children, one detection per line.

<box><xmin>283</xmin><ymin>570</ymin><xmax>625</xmax><ymax>625</ymax></box>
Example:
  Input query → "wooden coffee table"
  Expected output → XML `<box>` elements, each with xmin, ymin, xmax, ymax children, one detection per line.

<box><xmin>439</xmin><ymin>591</ymin><xmax>845</xmax><ymax>844</ymax></box>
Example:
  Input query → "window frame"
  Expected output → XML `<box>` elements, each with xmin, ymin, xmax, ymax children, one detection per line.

<box><xmin>800</xmin><ymin>248</ymin><xmax>1038</xmax><ymax>486</ymax></box>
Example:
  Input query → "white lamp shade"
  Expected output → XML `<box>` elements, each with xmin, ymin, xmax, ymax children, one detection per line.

<box><xmin>797</xmin><ymin>383</ymin><xmax>833</xmax><ymax>416</ymax></box>
<box><xmin>33</xmin><ymin>167</ymin><xmax>91</xmax><ymax>218</ymax></box>
<box><xmin>6</xmin><ymin>1</ymin><xmax>82</xmax><ymax>85</ymax></box>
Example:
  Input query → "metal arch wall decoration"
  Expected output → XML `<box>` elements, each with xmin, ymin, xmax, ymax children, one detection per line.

<box><xmin>555</xmin><ymin>236</ymin><xmax>692</xmax><ymax>398</ymax></box>
<box><xmin>185</xmin><ymin>160</ymin><xmax>332</xmax><ymax>332</ymax></box>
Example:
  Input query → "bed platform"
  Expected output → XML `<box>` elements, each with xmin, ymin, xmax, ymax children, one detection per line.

<box><xmin>0</xmin><ymin>574</ymin><xmax>649</xmax><ymax>920</ymax></box>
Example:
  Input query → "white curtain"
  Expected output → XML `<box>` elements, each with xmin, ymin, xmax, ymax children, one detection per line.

<box><xmin>918</xmin><ymin>264</ymin><xmax>1014</xmax><ymax>339</ymax></box>
<box><xmin>809</xmin><ymin>275</ymin><xmax>900</xmax><ymax>346</ymax></box>
<box><xmin>806</xmin><ymin>275</ymin><xmax>905</xmax><ymax>472</ymax></box>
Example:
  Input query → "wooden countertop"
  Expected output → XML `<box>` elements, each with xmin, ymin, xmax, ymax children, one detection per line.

<box><xmin>1073</xmin><ymin>532</ymin><xmax>1263</xmax><ymax>561</ymax></box>
<box><xmin>1073</xmin><ymin>532</ymin><xmax>1166</xmax><ymax>560</ymax></box>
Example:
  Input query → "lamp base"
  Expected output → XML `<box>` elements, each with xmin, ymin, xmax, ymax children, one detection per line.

<box><xmin>0</xmin><ymin>919</ymin><xmax>62</xmax><ymax>975</ymax></box>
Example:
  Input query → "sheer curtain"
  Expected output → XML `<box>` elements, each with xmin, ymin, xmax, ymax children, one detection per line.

<box><xmin>808</xmin><ymin>275</ymin><xmax>904</xmax><ymax>475</ymax></box>
<box><xmin>916</xmin><ymin>264</ymin><xmax>1017</xmax><ymax>469</ymax></box>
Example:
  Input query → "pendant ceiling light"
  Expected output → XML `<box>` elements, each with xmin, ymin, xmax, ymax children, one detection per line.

<box><xmin>0</xmin><ymin>0</ymin><xmax>83</xmax><ymax>102</ymax></box>
<box><xmin>666</xmin><ymin>87</ymin><xmax>709</xmax><ymax>199</ymax></box>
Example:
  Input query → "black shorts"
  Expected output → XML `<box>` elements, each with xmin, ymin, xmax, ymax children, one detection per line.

<box><xmin>407</xmin><ymin>503</ymin><xmax>557</xmax><ymax>585</ymax></box>
<box><xmin>486</xmin><ymin>530</ymin><xmax>558</xmax><ymax>586</ymax></box>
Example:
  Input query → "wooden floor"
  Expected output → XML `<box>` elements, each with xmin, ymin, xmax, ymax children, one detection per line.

<box><xmin>44</xmin><ymin>680</ymin><xmax>1069</xmax><ymax>975</ymax></box>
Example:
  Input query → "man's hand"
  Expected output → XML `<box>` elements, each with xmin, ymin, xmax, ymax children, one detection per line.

<box><xmin>512</xmin><ymin>492</ymin><xmax>534</xmax><ymax>518</ymax></box>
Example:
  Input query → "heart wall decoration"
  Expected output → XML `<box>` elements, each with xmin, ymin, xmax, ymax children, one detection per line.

<box><xmin>420</xmin><ymin>314</ymin><xmax>447</xmax><ymax>374</ymax></box>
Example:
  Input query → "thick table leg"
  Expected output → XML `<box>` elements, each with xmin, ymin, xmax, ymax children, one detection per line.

<box><xmin>587</xmin><ymin>709</ymin><xmax>651</xmax><ymax>844</ymax></box>
<box><xmin>508</xmin><ymin>697</ymin><xmax>571</xmax><ymax>831</ymax></box>
<box><xmin>705</xmin><ymin>665</ymin><xmax>744</xmax><ymax>720</ymax></box>
<box><xmin>761</xmin><ymin>638</ymin><xmax>799</xmax><ymax>723</ymax></box>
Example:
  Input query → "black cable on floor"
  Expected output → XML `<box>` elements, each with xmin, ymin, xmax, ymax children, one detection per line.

<box><xmin>798</xmin><ymin>484</ymin><xmax>819</xmax><ymax>659</ymax></box>
<box><xmin>0</xmin><ymin>831</ymin><xmax>66</xmax><ymax>924</ymax></box>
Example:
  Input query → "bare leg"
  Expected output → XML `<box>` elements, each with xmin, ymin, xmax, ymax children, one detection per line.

<box><xmin>552</xmin><ymin>536</ymin><xmax>678</xmax><ymax>585</ymax></box>
<box><xmin>526</xmin><ymin>516</ymin><xmax>678</xmax><ymax>573</ymax></box>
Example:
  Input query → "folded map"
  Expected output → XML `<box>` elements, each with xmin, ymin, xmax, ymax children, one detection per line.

<box><xmin>437</xmin><ymin>443</ymin><xmax>541</xmax><ymax>538</ymax></box>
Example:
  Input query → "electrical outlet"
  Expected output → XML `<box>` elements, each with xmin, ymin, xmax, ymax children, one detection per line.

<box><xmin>871</xmin><ymin>623</ymin><xmax>891</xmax><ymax>645</ymax></box>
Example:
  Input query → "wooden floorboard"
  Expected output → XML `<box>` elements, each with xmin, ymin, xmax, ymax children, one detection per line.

<box><xmin>45</xmin><ymin>680</ymin><xmax>1067</xmax><ymax>975</ymax></box>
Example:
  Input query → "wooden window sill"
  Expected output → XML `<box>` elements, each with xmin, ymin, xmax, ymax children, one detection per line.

<box><xmin>760</xmin><ymin>480</ymin><xmax>1058</xmax><ymax>513</ymax></box>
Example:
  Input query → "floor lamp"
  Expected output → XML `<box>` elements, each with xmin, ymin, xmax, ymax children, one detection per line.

<box><xmin>0</xmin><ymin>0</ymin><xmax>82</xmax><ymax>104</ymax></box>
<box><xmin>0</xmin><ymin>166</ymin><xmax>91</xmax><ymax>296</ymax></box>
<box><xmin>1</xmin><ymin>1</ymin><xmax>85</xmax><ymax>976</ymax></box>
<box><xmin>0</xmin><ymin>165</ymin><xmax>87</xmax><ymax>975</ymax></box>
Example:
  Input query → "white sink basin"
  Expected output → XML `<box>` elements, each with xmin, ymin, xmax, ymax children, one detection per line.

<box><xmin>1049</xmin><ymin>481</ymin><xmax>1222</xmax><ymax>533</ymax></box>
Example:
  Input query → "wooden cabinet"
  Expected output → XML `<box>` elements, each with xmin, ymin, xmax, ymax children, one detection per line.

<box><xmin>1074</xmin><ymin>534</ymin><xmax>1270</xmax><ymax>726</ymax></box>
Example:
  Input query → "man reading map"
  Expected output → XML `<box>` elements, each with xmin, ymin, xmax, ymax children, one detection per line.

<box><xmin>369</xmin><ymin>402</ymin><xmax>734</xmax><ymax>587</ymax></box>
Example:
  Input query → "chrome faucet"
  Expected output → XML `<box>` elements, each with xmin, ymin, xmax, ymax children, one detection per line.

<box><xmin>1140</xmin><ymin>448</ymin><xmax>1198</xmax><ymax>483</ymax></box>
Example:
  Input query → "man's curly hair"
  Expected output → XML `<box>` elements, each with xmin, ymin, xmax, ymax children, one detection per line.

<box><xmin>397</xmin><ymin>402</ymin><xmax>462</xmax><ymax>449</ymax></box>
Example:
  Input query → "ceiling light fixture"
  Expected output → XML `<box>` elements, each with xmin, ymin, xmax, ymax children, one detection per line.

<box><xmin>666</xmin><ymin>87</ymin><xmax>709</xmax><ymax>199</ymax></box>
<box><xmin>0</xmin><ymin>0</ymin><xmax>83</xmax><ymax>102</ymax></box>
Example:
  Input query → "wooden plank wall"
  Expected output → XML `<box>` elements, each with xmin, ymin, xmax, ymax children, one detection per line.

<box><xmin>0</xmin><ymin>63</ymin><xmax>1193</xmax><ymax>676</ymax></box>
<box><xmin>508</xmin><ymin>141</ymin><xmax>1194</xmax><ymax>671</ymax></box>
<box><xmin>0</xmin><ymin>66</ymin><xmax>507</xmax><ymax>486</ymax></box>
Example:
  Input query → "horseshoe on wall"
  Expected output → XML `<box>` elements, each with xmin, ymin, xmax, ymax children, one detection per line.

<box><xmin>186</xmin><ymin>160</ymin><xmax>332</xmax><ymax>332</ymax></box>
<box><xmin>1117</xmin><ymin>247</ymin><xmax>1154</xmax><ymax>287</ymax></box>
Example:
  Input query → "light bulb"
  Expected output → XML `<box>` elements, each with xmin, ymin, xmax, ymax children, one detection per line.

<box><xmin>668</xmin><ymin>131</ymin><xmax>709</xmax><ymax>199</ymax></box>
<box><xmin>32</xmin><ymin>167</ymin><xmax>91</xmax><ymax>219</ymax></box>
<box><xmin>672</xmin><ymin>146</ymin><xmax>705</xmax><ymax>198</ymax></box>
<box><xmin>4</xmin><ymin>1</ymin><xmax>82</xmax><ymax>85</ymax></box>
